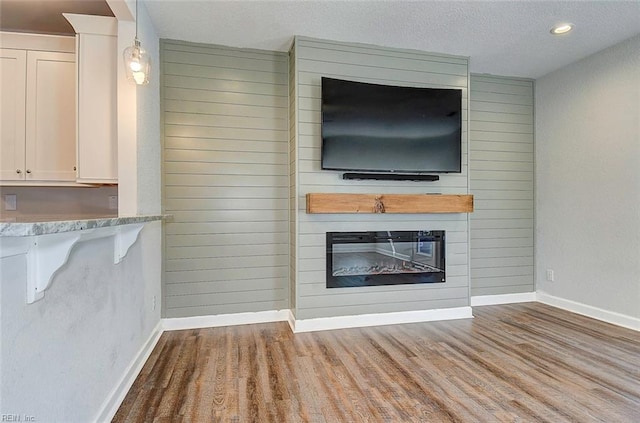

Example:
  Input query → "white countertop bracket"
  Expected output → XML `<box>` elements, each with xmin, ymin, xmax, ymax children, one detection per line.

<box><xmin>26</xmin><ymin>231</ymin><xmax>81</xmax><ymax>303</ymax></box>
<box><xmin>114</xmin><ymin>223</ymin><xmax>144</xmax><ymax>264</ymax></box>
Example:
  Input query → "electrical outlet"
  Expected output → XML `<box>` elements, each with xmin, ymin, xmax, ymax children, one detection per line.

<box><xmin>152</xmin><ymin>295</ymin><xmax>157</xmax><ymax>311</ymax></box>
<box><xmin>546</xmin><ymin>269</ymin><xmax>555</xmax><ymax>282</ymax></box>
<box><xmin>3</xmin><ymin>194</ymin><xmax>17</xmax><ymax>211</ymax></box>
<box><xmin>108</xmin><ymin>195</ymin><xmax>118</xmax><ymax>210</ymax></box>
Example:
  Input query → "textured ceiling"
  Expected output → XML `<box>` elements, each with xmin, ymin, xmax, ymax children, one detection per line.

<box><xmin>145</xmin><ymin>0</ymin><xmax>640</xmax><ymax>78</ymax></box>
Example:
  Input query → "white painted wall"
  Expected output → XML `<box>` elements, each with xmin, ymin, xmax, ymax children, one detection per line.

<box><xmin>535</xmin><ymin>35</ymin><xmax>640</xmax><ymax>320</ymax></box>
<box><xmin>112</xmin><ymin>0</ymin><xmax>160</xmax><ymax>216</ymax></box>
<box><xmin>136</xmin><ymin>1</ymin><xmax>161</xmax><ymax>215</ymax></box>
<box><xmin>0</xmin><ymin>222</ymin><xmax>161</xmax><ymax>422</ymax></box>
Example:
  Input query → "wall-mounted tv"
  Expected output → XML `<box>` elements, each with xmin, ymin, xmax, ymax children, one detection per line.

<box><xmin>321</xmin><ymin>77</ymin><xmax>462</xmax><ymax>174</ymax></box>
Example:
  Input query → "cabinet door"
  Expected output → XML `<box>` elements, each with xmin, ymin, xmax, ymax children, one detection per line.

<box><xmin>76</xmin><ymin>32</ymin><xmax>117</xmax><ymax>183</ymax></box>
<box><xmin>25</xmin><ymin>51</ymin><xmax>76</xmax><ymax>181</ymax></box>
<box><xmin>0</xmin><ymin>49</ymin><xmax>27</xmax><ymax>180</ymax></box>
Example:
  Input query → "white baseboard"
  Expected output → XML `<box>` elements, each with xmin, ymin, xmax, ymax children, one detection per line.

<box><xmin>161</xmin><ymin>306</ymin><xmax>473</xmax><ymax>334</ymax></box>
<box><xmin>291</xmin><ymin>306</ymin><xmax>473</xmax><ymax>333</ymax></box>
<box><xmin>471</xmin><ymin>292</ymin><xmax>537</xmax><ymax>306</ymax></box>
<box><xmin>286</xmin><ymin>309</ymin><xmax>296</xmax><ymax>333</ymax></box>
<box><xmin>162</xmin><ymin>309</ymin><xmax>290</xmax><ymax>331</ymax></box>
<box><xmin>93</xmin><ymin>319</ymin><xmax>164</xmax><ymax>423</ymax></box>
<box><xmin>537</xmin><ymin>292</ymin><xmax>640</xmax><ymax>331</ymax></box>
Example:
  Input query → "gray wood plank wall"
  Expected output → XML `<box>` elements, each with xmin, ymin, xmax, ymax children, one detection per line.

<box><xmin>469</xmin><ymin>74</ymin><xmax>535</xmax><ymax>296</ymax></box>
<box><xmin>290</xmin><ymin>36</ymin><xmax>471</xmax><ymax>320</ymax></box>
<box><xmin>161</xmin><ymin>40</ymin><xmax>289</xmax><ymax>318</ymax></box>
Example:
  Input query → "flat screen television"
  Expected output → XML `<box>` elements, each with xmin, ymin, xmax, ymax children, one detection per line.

<box><xmin>321</xmin><ymin>77</ymin><xmax>462</xmax><ymax>173</ymax></box>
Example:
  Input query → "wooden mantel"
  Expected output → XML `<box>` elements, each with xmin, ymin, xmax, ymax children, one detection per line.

<box><xmin>306</xmin><ymin>193</ymin><xmax>474</xmax><ymax>214</ymax></box>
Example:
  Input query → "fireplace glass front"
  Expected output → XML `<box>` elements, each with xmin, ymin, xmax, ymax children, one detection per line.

<box><xmin>326</xmin><ymin>231</ymin><xmax>445</xmax><ymax>288</ymax></box>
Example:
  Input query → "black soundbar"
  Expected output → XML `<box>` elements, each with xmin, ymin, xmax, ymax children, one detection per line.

<box><xmin>342</xmin><ymin>173</ymin><xmax>440</xmax><ymax>182</ymax></box>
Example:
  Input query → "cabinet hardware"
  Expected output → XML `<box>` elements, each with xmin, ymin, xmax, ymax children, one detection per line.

<box><xmin>16</xmin><ymin>169</ymin><xmax>22</xmax><ymax>174</ymax></box>
<box><xmin>26</xmin><ymin>169</ymin><xmax>32</xmax><ymax>174</ymax></box>
<box><xmin>73</xmin><ymin>166</ymin><xmax>77</xmax><ymax>171</ymax></box>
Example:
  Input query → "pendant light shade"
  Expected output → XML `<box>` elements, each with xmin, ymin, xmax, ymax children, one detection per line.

<box><xmin>124</xmin><ymin>38</ymin><xmax>150</xmax><ymax>85</ymax></box>
<box><xmin>123</xmin><ymin>0</ymin><xmax>150</xmax><ymax>85</ymax></box>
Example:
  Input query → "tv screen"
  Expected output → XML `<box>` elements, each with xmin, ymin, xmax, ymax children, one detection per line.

<box><xmin>321</xmin><ymin>77</ymin><xmax>462</xmax><ymax>173</ymax></box>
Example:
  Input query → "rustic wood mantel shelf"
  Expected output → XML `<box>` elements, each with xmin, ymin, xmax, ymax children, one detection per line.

<box><xmin>306</xmin><ymin>193</ymin><xmax>474</xmax><ymax>214</ymax></box>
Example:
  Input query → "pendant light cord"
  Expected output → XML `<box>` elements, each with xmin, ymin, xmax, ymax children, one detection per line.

<box><xmin>135</xmin><ymin>0</ymin><xmax>139</xmax><ymax>40</ymax></box>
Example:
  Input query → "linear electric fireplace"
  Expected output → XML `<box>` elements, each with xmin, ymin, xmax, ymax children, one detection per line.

<box><xmin>326</xmin><ymin>231</ymin><xmax>445</xmax><ymax>288</ymax></box>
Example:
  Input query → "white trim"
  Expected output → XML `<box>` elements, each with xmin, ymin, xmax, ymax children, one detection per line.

<box><xmin>471</xmin><ymin>292</ymin><xmax>537</xmax><ymax>306</ymax></box>
<box><xmin>162</xmin><ymin>309</ymin><xmax>290</xmax><ymax>331</ymax></box>
<box><xmin>93</xmin><ymin>320</ymin><xmax>163</xmax><ymax>423</ymax></box>
<box><xmin>287</xmin><ymin>309</ymin><xmax>296</xmax><ymax>333</ymax></box>
<box><xmin>63</xmin><ymin>14</ymin><xmax>118</xmax><ymax>36</ymax></box>
<box><xmin>291</xmin><ymin>306</ymin><xmax>473</xmax><ymax>333</ymax></box>
<box><xmin>537</xmin><ymin>292</ymin><xmax>640</xmax><ymax>332</ymax></box>
<box><xmin>0</xmin><ymin>31</ymin><xmax>75</xmax><ymax>52</ymax></box>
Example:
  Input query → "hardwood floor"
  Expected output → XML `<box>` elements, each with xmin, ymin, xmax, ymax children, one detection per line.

<box><xmin>113</xmin><ymin>303</ymin><xmax>640</xmax><ymax>422</ymax></box>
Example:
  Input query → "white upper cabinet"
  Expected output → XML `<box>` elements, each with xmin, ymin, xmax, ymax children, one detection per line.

<box><xmin>64</xmin><ymin>14</ymin><xmax>118</xmax><ymax>184</ymax></box>
<box><xmin>1</xmin><ymin>34</ymin><xmax>77</xmax><ymax>184</ymax></box>
<box><xmin>1</xmin><ymin>29</ymin><xmax>120</xmax><ymax>186</ymax></box>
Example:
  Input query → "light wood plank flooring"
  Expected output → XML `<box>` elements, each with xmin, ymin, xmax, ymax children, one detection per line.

<box><xmin>113</xmin><ymin>303</ymin><xmax>640</xmax><ymax>422</ymax></box>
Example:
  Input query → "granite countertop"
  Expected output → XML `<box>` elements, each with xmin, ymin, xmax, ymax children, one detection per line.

<box><xmin>0</xmin><ymin>215</ymin><xmax>165</xmax><ymax>237</ymax></box>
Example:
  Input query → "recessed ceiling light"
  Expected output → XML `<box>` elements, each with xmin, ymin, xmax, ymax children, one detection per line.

<box><xmin>551</xmin><ymin>23</ymin><xmax>574</xmax><ymax>35</ymax></box>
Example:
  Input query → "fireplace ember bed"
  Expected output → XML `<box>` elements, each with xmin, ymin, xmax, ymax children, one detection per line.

<box><xmin>326</xmin><ymin>231</ymin><xmax>445</xmax><ymax>288</ymax></box>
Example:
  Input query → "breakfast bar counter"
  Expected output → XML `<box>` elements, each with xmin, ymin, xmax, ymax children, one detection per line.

<box><xmin>0</xmin><ymin>215</ymin><xmax>164</xmax><ymax>237</ymax></box>
<box><xmin>0</xmin><ymin>215</ymin><xmax>165</xmax><ymax>303</ymax></box>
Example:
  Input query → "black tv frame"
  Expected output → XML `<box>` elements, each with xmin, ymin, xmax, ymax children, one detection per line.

<box><xmin>321</xmin><ymin>77</ymin><xmax>462</xmax><ymax>175</ymax></box>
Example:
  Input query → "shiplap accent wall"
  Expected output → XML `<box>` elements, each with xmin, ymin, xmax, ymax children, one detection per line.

<box><xmin>469</xmin><ymin>74</ymin><xmax>534</xmax><ymax>296</ymax></box>
<box><xmin>161</xmin><ymin>40</ymin><xmax>289</xmax><ymax>318</ymax></box>
<box><xmin>290</xmin><ymin>36</ymin><xmax>471</xmax><ymax>320</ymax></box>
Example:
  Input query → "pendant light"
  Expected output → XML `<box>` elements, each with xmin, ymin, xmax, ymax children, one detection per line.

<box><xmin>123</xmin><ymin>0</ymin><xmax>150</xmax><ymax>85</ymax></box>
